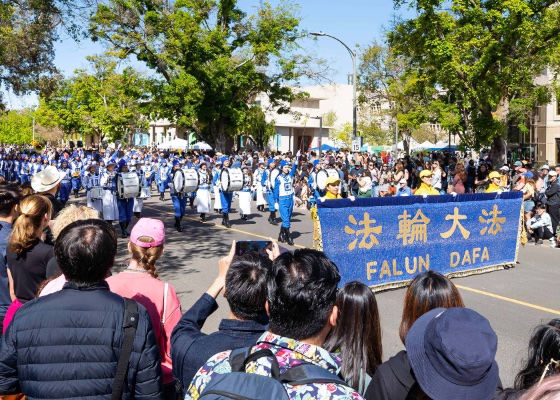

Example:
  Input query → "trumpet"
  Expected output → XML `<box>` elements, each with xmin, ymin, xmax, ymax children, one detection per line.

<box><xmin>72</xmin><ymin>171</ymin><xmax>81</xmax><ymax>178</ymax></box>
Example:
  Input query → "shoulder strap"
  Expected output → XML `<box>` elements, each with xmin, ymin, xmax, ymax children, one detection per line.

<box><xmin>279</xmin><ymin>363</ymin><xmax>348</xmax><ymax>387</ymax></box>
<box><xmin>112</xmin><ymin>298</ymin><xmax>139</xmax><ymax>400</ymax></box>
<box><xmin>161</xmin><ymin>283</ymin><xmax>169</xmax><ymax>325</ymax></box>
<box><xmin>229</xmin><ymin>347</ymin><xmax>281</xmax><ymax>380</ymax></box>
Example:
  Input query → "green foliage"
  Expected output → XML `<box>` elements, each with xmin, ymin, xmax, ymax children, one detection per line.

<box><xmin>241</xmin><ymin>106</ymin><xmax>275</xmax><ymax>150</ymax></box>
<box><xmin>0</xmin><ymin>110</ymin><xmax>33</xmax><ymax>144</ymax></box>
<box><xmin>90</xmin><ymin>0</ymin><xmax>324</xmax><ymax>151</ymax></box>
<box><xmin>331</xmin><ymin>122</ymin><xmax>353</xmax><ymax>149</ymax></box>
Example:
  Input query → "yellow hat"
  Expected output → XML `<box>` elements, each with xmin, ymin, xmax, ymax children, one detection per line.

<box><xmin>489</xmin><ymin>171</ymin><xmax>502</xmax><ymax>179</ymax></box>
<box><xmin>419</xmin><ymin>170</ymin><xmax>433</xmax><ymax>178</ymax></box>
<box><xmin>325</xmin><ymin>176</ymin><xmax>341</xmax><ymax>186</ymax></box>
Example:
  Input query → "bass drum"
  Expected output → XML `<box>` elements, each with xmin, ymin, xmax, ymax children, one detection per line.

<box><xmin>220</xmin><ymin>168</ymin><xmax>243</xmax><ymax>192</ymax></box>
<box><xmin>268</xmin><ymin>168</ymin><xmax>280</xmax><ymax>189</ymax></box>
<box><xmin>316</xmin><ymin>168</ymin><xmax>340</xmax><ymax>190</ymax></box>
<box><xmin>117</xmin><ymin>172</ymin><xmax>141</xmax><ymax>199</ymax></box>
<box><xmin>172</xmin><ymin>169</ymin><xmax>185</xmax><ymax>194</ymax></box>
<box><xmin>183</xmin><ymin>168</ymin><xmax>199</xmax><ymax>193</ymax></box>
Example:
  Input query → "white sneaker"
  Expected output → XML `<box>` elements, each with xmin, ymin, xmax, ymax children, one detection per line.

<box><xmin>550</xmin><ymin>241</ymin><xmax>557</xmax><ymax>248</ymax></box>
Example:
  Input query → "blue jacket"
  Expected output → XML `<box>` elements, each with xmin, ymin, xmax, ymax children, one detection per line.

<box><xmin>171</xmin><ymin>293</ymin><xmax>267</xmax><ymax>391</ymax></box>
<box><xmin>0</xmin><ymin>221</ymin><xmax>12</xmax><ymax>320</ymax></box>
<box><xmin>0</xmin><ymin>282</ymin><xmax>163</xmax><ymax>399</ymax></box>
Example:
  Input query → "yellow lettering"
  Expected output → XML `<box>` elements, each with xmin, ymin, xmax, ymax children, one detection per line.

<box><xmin>367</xmin><ymin>262</ymin><xmax>378</xmax><ymax>280</ymax></box>
<box><xmin>379</xmin><ymin>260</ymin><xmax>391</xmax><ymax>279</ymax></box>
<box><xmin>472</xmin><ymin>248</ymin><xmax>481</xmax><ymax>264</ymax></box>
<box><xmin>418</xmin><ymin>255</ymin><xmax>430</xmax><ymax>272</ymax></box>
<box><xmin>450</xmin><ymin>252</ymin><xmax>460</xmax><ymax>268</ymax></box>
<box><xmin>405</xmin><ymin>257</ymin><xmax>416</xmax><ymax>274</ymax></box>
<box><xmin>462</xmin><ymin>250</ymin><xmax>472</xmax><ymax>266</ymax></box>
<box><xmin>392</xmin><ymin>259</ymin><xmax>403</xmax><ymax>276</ymax></box>
<box><xmin>481</xmin><ymin>247</ymin><xmax>490</xmax><ymax>262</ymax></box>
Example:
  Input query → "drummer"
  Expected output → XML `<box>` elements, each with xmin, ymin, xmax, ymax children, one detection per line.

<box><xmin>196</xmin><ymin>161</ymin><xmax>212</xmax><ymax>222</ymax></box>
<box><xmin>261</xmin><ymin>158</ymin><xmax>278</xmax><ymax>225</ymax></box>
<box><xmin>100</xmin><ymin>160</ymin><xmax>119</xmax><ymax>224</ymax></box>
<box><xmin>132</xmin><ymin>161</ymin><xmax>146</xmax><ymax>219</ymax></box>
<box><xmin>156</xmin><ymin>159</ymin><xmax>170</xmax><ymax>201</ymax></box>
<box><xmin>116</xmin><ymin>159</ymin><xmax>134</xmax><ymax>238</ymax></box>
<box><xmin>238</xmin><ymin>165</ymin><xmax>252</xmax><ymax>221</ymax></box>
<box><xmin>57</xmin><ymin>160</ymin><xmax>72</xmax><ymax>206</ymax></box>
<box><xmin>182</xmin><ymin>159</ymin><xmax>197</xmax><ymax>209</ymax></box>
<box><xmin>214</xmin><ymin>156</ymin><xmax>233</xmax><ymax>228</ymax></box>
<box><xmin>274</xmin><ymin>154</ymin><xmax>299</xmax><ymax>245</ymax></box>
<box><xmin>170</xmin><ymin>159</ymin><xmax>186</xmax><ymax>232</ymax></box>
<box><xmin>83</xmin><ymin>164</ymin><xmax>103</xmax><ymax>214</ymax></box>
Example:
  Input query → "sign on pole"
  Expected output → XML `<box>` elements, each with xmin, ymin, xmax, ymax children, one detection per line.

<box><xmin>352</xmin><ymin>136</ymin><xmax>362</xmax><ymax>152</ymax></box>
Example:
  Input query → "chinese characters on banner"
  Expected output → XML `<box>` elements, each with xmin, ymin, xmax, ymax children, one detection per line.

<box><xmin>317</xmin><ymin>193</ymin><xmax>523</xmax><ymax>288</ymax></box>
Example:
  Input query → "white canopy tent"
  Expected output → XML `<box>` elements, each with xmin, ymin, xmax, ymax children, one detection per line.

<box><xmin>192</xmin><ymin>141</ymin><xmax>212</xmax><ymax>150</ymax></box>
<box><xmin>157</xmin><ymin>138</ymin><xmax>189</xmax><ymax>150</ymax></box>
<box><xmin>412</xmin><ymin>141</ymin><xmax>435</xmax><ymax>151</ymax></box>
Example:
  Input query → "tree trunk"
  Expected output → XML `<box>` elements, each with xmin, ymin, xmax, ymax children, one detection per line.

<box><xmin>491</xmin><ymin>135</ymin><xmax>507</xmax><ymax>168</ymax></box>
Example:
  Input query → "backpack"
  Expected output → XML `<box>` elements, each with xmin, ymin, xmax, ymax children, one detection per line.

<box><xmin>199</xmin><ymin>347</ymin><xmax>349</xmax><ymax>399</ymax></box>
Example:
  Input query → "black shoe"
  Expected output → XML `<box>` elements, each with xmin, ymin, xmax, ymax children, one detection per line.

<box><xmin>222</xmin><ymin>213</ymin><xmax>231</xmax><ymax>228</ymax></box>
<box><xmin>175</xmin><ymin>216</ymin><xmax>183</xmax><ymax>232</ymax></box>
<box><xmin>242</xmin><ymin>215</ymin><xmax>248</xmax><ymax>220</ymax></box>
<box><xmin>269</xmin><ymin>212</ymin><xmax>278</xmax><ymax>225</ymax></box>
<box><xmin>200</xmin><ymin>213</ymin><xmax>206</xmax><ymax>222</ymax></box>
<box><xmin>285</xmin><ymin>228</ymin><xmax>294</xmax><ymax>245</ymax></box>
<box><xmin>125</xmin><ymin>222</ymin><xmax>130</xmax><ymax>237</ymax></box>
<box><xmin>278</xmin><ymin>227</ymin><xmax>286</xmax><ymax>243</ymax></box>
<box><xmin>134</xmin><ymin>212</ymin><xmax>141</xmax><ymax>219</ymax></box>
<box><xmin>119</xmin><ymin>222</ymin><xmax>127</xmax><ymax>238</ymax></box>
<box><xmin>536</xmin><ymin>239</ymin><xmax>543</xmax><ymax>245</ymax></box>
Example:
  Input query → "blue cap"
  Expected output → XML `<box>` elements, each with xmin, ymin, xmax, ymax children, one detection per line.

<box><xmin>313</xmin><ymin>160</ymin><xmax>320</xmax><ymax>167</ymax></box>
<box><xmin>50</xmin><ymin>160</ymin><xmax>57</xmax><ymax>165</ymax></box>
<box><xmin>220</xmin><ymin>156</ymin><xmax>229</xmax><ymax>164</ymax></box>
<box><xmin>268</xmin><ymin>158</ymin><xmax>275</xmax><ymax>166</ymax></box>
<box><xmin>280</xmin><ymin>160</ymin><xmax>291</xmax><ymax>168</ymax></box>
<box><xmin>524</xmin><ymin>171</ymin><xmax>534</xmax><ymax>179</ymax></box>
<box><xmin>172</xmin><ymin>159</ymin><xmax>180</xmax><ymax>167</ymax></box>
<box><xmin>117</xmin><ymin>159</ymin><xmax>127</xmax><ymax>169</ymax></box>
<box><xmin>73</xmin><ymin>152</ymin><xmax>79</xmax><ymax>158</ymax></box>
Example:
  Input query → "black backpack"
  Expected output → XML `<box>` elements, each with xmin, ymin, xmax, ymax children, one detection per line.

<box><xmin>199</xmin><ymin>347</ymin><xmax>350</xmax><ymax>399</ymax></box>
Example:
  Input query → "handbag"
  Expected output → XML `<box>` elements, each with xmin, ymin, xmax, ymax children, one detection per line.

<box><xmin>159</xmin><ymin>283</ymin><xmax>169</xmax><ymax>360</ymax></box>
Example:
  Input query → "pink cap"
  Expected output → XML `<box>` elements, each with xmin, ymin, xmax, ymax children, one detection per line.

<box><xmin>130</xmin><ymin>218</ymin><xmax>165</xmax><ymax>248</ymax></box>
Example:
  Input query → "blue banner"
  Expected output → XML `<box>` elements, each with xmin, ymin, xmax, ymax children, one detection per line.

<box><xmin>317</xmin><ymin>193</ymin><xmax>523</xmax><ymax>288</ymax></box>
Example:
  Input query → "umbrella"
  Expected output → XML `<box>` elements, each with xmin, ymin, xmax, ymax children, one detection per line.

<box><xmin>309</xmin><ymin>144</ymin><xmax>340</xmax><ymax>151</ymax></box>
<box><xmin>157</xmin><ymin>138</ymin><xmax>189</xmax><ymax>150</ymax></box>
<box><xmin>192</xmin><ymin>141</ymin><xmax>212</xmax><ymax>150</ymax></box>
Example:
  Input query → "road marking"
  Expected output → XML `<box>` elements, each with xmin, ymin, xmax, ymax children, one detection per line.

<box><xmin>455</xmin><ymin>284</ymin><xmax>560</xmax><ymax>315</ymax></box>
<box><xmin>143</xmin><ymin>204</ymin><xmax>306</xmax><ymax>248</ymax></box>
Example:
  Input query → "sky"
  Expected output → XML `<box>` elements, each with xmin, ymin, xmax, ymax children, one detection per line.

<box><xmin>5</xmin><ymin>0</ymin><xmax>416</xmax><ymax>108</ymax></box>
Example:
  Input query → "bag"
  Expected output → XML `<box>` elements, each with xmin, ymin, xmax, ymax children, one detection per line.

<box><xmin>199</xmin><ymin>347</ymin><xmax>349</xmax><ymax>399</ymax></box>
<box><xmin>534</xmin><ymin>191</ymin><xmax>546</xmax><ymax>205</ymax></box>
<box><xmin>159</xmin><ymin>283</ymin><xmax>169</xmax><ymax>361</ymax></box>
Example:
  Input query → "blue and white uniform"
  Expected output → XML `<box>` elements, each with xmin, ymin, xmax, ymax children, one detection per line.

<box><xmin>254</xmin><ymin>165</ymin><xmax>267</xmax><ymax>208</ymax></box>
<box><xmin>212</xmin><ymin>163</ymin><xmax>222</xmax><ymax>211</ymax></box>
<box><xmin>19</xmin><ymin>157</ymin><xmax>30</xmax><ymax>183</ymax></box>
<box><xmin>133</xmin><ymin>164</ymin><xmax>146</xmax><ymax>215</ymax></box>
<box><xmin>238</xmin><ymin>167</ymin><xmax>252</xmax><ymax>217</ymax></box>
<box><xmin>83</xmin><ymin>166</ymin><xmax>103</xmax><ymax>214</ymax></box>
<box><xmin>156</xmin><ymin>162</ymin><xmax>170</xmax><ymax>196</ymax></box>
<box><xmin>100</xmin><ymin>164</ymin><xmax>119</xmax><ymax>221</ymax></box>
<box><xmin>70</xmin><ymin>155</ymin><xmax>83</xmax><ymax>194</ymax></box>
<box><xmin>196</xmin><ymin>165</ymin><xmax>212</xmax><ymax>215</ymax></box>
<box><xmin>58</xmin><ymin>163</ymin><xmax>72</xmax><ymax>204</ymax></box>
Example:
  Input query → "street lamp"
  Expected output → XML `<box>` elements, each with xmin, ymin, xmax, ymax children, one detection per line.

<box><xmin>310</xmin><ymin>31</ymin><xmax>357</xmax><ymax>141</ymax></box>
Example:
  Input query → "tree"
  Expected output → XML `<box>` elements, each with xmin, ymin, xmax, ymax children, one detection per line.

<box><xmin>0</xmin><ymin>110</ymin><xmax>33</xmax><ymax>144</ymax></box>
<box><xmin>388</xmin><ymin>0</ymin><xmax>560</xmax><ymax>165</ymax></box>
<box><xmin>241</xmin><ymin>106</ymin><xmax>275</xmax><ymax>150</ymax></box>
<box><xmin>90</xmin><ymin>0</ymin><xmax>327</xmax><ymax>151</ymax></box>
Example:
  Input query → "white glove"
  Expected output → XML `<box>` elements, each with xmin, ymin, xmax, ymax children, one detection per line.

<box><xmin>497</xmin><ymin>190</ymin><xmax>503</xmax><ymax>194</ymax></box>
<box><xmin>451</xmin><ymin>192</ymin><xmax>457</xmax><ymax>197</ymax></box>
<box><xmin>348</xmin><ymin>195</ymin><xmax>356</xmax><ymax>201</ymax></box>
<box><xmin>423</xmin><ymin>194</ymin><xmax>428</xmax><ymax>199</ymax></box>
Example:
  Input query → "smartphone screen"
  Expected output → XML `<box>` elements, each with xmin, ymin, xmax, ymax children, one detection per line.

<box><xmin>235</xmin><ymin>240</ymin><xmax>272</xmax><ymax>257</ymax></box>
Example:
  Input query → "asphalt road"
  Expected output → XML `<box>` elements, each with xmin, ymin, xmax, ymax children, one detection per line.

<box><xmin>68</xmin><ymin>191</ymin><xmax>560</xmax><ymax>388</ymax></box>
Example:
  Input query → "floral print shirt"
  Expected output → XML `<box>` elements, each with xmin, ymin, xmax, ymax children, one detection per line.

<box><xmin>186</xmin><ymin>331</ymin><xmax>364</xmax><ymax>399</ymax></box>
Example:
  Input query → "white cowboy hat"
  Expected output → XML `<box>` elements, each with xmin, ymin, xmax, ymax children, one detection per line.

<box><xmin>31</xmin><ymin>166</ymin><xmax>65</xmax><ymax>193</ymax></box>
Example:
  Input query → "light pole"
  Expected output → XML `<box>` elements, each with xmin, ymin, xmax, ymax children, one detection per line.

<box><xmin>310</xmin><ymin>31</ymin><xmax>357</xmax><ymax>140</ymax></box>
<box><xmin>311</xmin><ymin>116</ymin><xmax>323</xmax><ymax>158</ymax></box>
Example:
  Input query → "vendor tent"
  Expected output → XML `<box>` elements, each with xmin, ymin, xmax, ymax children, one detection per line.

<box><xmin>192</xmin><ymin>141</ymin><xmax>212</xmax><ymax>150</ymax></box>
<box><xmin>157</xmin><ymin>138</ymin><xmax>189</xmax><ymax>150</ymax></box>
<box><xmin>309</xmin><ymin>143</ymin><xmax>340</xmax><ymax>151</ymax></box>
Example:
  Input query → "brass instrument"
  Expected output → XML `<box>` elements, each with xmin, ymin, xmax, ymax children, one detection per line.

<box><xmin>72</xmin><ymin>171</ymin><xmax>81</xmax><ymax>178</ymax></box>
<box><xmin>31</xmin><ymin>140</ymin><xmax>44</xmax><ymax>153</ymax></box>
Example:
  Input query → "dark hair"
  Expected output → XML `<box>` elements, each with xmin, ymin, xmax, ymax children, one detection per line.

<box><xmin>55</xmin><ymin>219</ymin><xmax>117</xmax><ymax>287</ymax></box>
<box><xmin>324</xmin><ymin>281</ymin><xmax>383</xmax><ymax>392</ymax></box>
<box><xmin>267</xmin><ymin>249</ymin><xmax>340</xmax><ymax>340</ymax></box>
<box><xmin>399</xmin><ymin>271</ymin><xmax>465</xmax><ymax>344</ymax></box>
<box><xmin>0</xmin><ymin>185</ymin><xmax>21</xmax><ymax>217</ymax></box>
<box><xmin>514</xmin><ymin>319</ymin><xmax>560</xmax><ymax>390</ymax></box>
<box><xmin>225</xmin><ymin>252</ymin><xmax>270</xmax><ymax>321</ymax></box>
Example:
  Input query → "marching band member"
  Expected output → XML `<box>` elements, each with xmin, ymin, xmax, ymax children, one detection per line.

<box><xmin>1</xmin><ymin>155</ymin><xmax>8</xmax><ymax>179</ymax></box>
<box><xmin>274</xmin><ymin>154</ymin><xmax>299</xmax><ymax>245</ymax></box>
<box><xmin>182</xmin><ymin>159</ymin><xmax>196</xmax><ymax>209</ymax></box>
<box><xmin>116</xmin><ymin>159</ymin><xmax>134</xmax><ymax>238</ymax></box>
<box><xmin>212</xmin><ymin>160</ymin><xmax>223</xmax><ymax>213</ymax></box>
<box><xmin>142</xmin><ymin>159</ymin><xmax>154</xmax><ymax>188</ymax></box>
<box><xmin>254</xmin><ymin>161</ymin><xmax>267</xmax><ymax>212</ymax></box>
<box><xmin>196</xmin><ymin>162</ymin><xmax>212</xmax><ymax>222</ymax></box>
<box><xmin>12</xmin><ymin>154</ymin><xmax>20</xmax><ymax>183</ymax></box>
<box><xmin>156</xmin><ymin>160</ymin><xmax>170</xmax><ymax>201</ymax></box>
<box><xmin>214</xmin><ymin>157</ymin><xmax>233</xmax><ymax>228</ymax></box>
<box><xmin>19</xmin><ymin>154</ymin><xmax>30</xmax><ymax>184</ymax></box>
<box><xmin>261</xmin><ymin>158</ymin><xmax>278</xmax><ymax>225</ymax></box>
<box><xmin>133</xmin><ymin>161</ymin><xmax>146</xmax><ymax>218</ymax></box>
<box><xmin>70</xmin><ymin>152</ymin><xmax>83</xmax><ymax>198</ymax></box>
<box><xmin>100</xmin><ymin>160</ymin><xmax>119</xmax><ymax>224</ymax></box>
<box><xmin>83</xmin><ymin>164</ymin><xmax>103</xmax><ymax>214</ymax></box>
<box><xmin>58</xmin><ymin>160</ymin><xmax>72</xmax><ymax>206</ymax></box>
<box><xmin>239</xmin><ymin>165</ymin><xmax>252</xmax><ymax>220</ymax></box>
<box><xmin>169</xmin><ymin>160</ymin><xmax>186</xmax><ymax>232</ymax></box>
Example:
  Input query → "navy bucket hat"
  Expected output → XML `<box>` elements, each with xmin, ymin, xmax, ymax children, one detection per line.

<box><xmin>406</xmin><ymin>307</ymin><xmax>499</xmax><ymax>400</ymax></box>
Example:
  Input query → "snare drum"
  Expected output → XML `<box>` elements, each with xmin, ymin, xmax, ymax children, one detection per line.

<box><xmin>316</xmin><ymin>168</ymin><xmax>340</xmax><ymax>190</ymax></box>
<box><xmin>220</xmin><ymin>168</ymin><xmax>243</xmax><ymax>192</ymax></box>
<box><xmin>140</xmin><ymin>187</ymin><xmax>151</xmax><ymax>199</ymax></box>
<box><xmin>182</xmin><ymin>168</ymin><xmax>199</xmax><ymax>193</ymax></box>
<box><xmin>117</xmin><ymin>172</ymin><xmax>141</xmax><ymax>199</ymax></box>
<box><xmin>268</xmin><ymin>169</ymin><xmax>280</xmax><ymax>190</ymax></box>
<box><xmin>90</xmin><ymin>186</ymin><xmax>103</xmax><ymax>200</ymax></box>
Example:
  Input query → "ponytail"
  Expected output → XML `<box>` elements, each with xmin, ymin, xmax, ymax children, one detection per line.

<box><xmin>8</xmin><ymin>194</ymin><xmax>52</xmax><ymax>255</ymax></box>
<box><xmin>129</xmin><ymin>239</ymin><xmax>163</xmax><ymax>279</ymax></box>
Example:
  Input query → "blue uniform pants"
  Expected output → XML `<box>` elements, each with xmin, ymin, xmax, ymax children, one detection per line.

<box><xmin>266</xmin><ymin>190</ymin><xmax>276</xmax><ymax>212</ymax></box>
<box><xmin>145</xmin><ymin>175</ymin><xmax>154</xmax><ymax>187</ymax></box>
<box><xmin>117</xmin><ymin>197</ymin><xmax>134</xmax><ymax>223</ymax></box>
<box><xmin>157</xmin><ymin>179</ymin><xmax>167</xmax><ymax>193</ymax></box>
<box><xmin>171</xmin><ymin>195</ymin><xmax>187</xmax><ymax>217</ymax></box>
<box><xmin>278</xmin><ymin>196</ymin><xmax>294</xmax><ymax>228</ymax></box>
<box><xmin>59</xmin><ymin>182</ymin><xmax>72</xmax><ymax>202</ymax></box>
<box><xmin>220</xmin><ymin>191</ymin><xmax>233</xmax><ymax>213</ymax></box>
<box><xmin>71</xmin><ymin>177</ymin><xmax>81</xmax><ymax>191</ymax></box>
<box><xmin>20</xmin><ymin>174</ymin><xmax>29</xmax><ymax>183</ymax></box>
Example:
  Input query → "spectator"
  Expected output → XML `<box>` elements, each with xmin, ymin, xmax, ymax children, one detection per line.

<box><xmin>396</xmin><ymin>178</ymin><xmax>412</xmax><ymax>196</ymax></box>
<box><xmin>186</xmin><ymin>249</ymin><xmax>363</xmax><ymax>399</ymax></box>
<box><xmin>172</xmin><ymin>241</ymin><xmax>274</xmax><ymax>393</ymax></box>
<box><xmin>545</xmin><ymin>170</ymin><xmax>560</xmax><ymax>248</ymax></box>
<box><xmin>431</xmin><ymin>160</ymin><xmax>444</xmax><ymax>193</ymax></box>
<box><xmin>522</xmin><ymin>176</ymin><xmax>537</xmax><ymax>222</ymax></box>
<box><xmin>526</xmin><ymin>203</ymin><xmax>554</xmax><ymax>244</ymax></box>
<box><xmin>520</xmin><ymin>374</ymin><xmax>560</xmax><ymax>400</ymax></box>
<box><xmin>0</xmin><ymin>219</ymin><xmax>163</xmax><ymax>399</ymax></box>
<box><xmin>324</xmin><ymin>281</ymin><xmax>383</xmax><ymax>395</ymax></box>
<box><xmin>4</xmin><ymin>194</ymin><xmax>53</xmax><ymax>332</ymax></box>
<box><xmin>358</xmin><ymin>169</ymin><xmax>373</xmax><ymax>198</ymax></box>
<box><xmin>107</xmin><ymin>218</ymin><xmax>181</xmax><ymax>399</ymax></box>
<box><xmin>450</xmin><ymin>163</ymin><xmax>466</xmax><ymax>194</ymax></box>
<box><xmin>415</xmin><ymin>170</ymin><xmax>440</xmax><ymax>195</ymax></box>
<box><xmin>487</xmin><ymin>171</ymin><xmax>504</xmax><ymax>193</ymax></box>
<box><xmin>30</xmin><ymin>165</ymin><xmax>65</xmax><ymax>218</ymax></box>
<box><xmin>406</xmin><ymin>307</ymin><xmax>499</xmax><ymax>400</ymax></box>
<box><xmin>0</xmin><ymin>186</ymin><xmax>21</xmax><ymax>333</ymax></box>
<box><xmin>475</xmin><ymin>163</ymin><xmax>490</xmax><ymax>192</ymax></box>
<box><xmin>349</xmin><ymin>161</ymin><xmax>363</xmax><ymax>197</ymax></box>
<box><xmin>18</xmin><ymin>182</ymin><xmax>33</xmax><ymax>197</ymax></box>
<box><xmin>496</xmin><ymin>319</ymin><xmax>560</xmax><ymax>399</ymax></box>
<box><xmin>365</xmin><ymin>271</ymin><xmax>464</xmax><ymax>400</ymax></box>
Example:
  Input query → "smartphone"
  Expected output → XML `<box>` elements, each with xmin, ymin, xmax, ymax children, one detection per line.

<box><xmin>235</xmin><ymin>240</ymin><xmax>273</xmax><ymax>257</ymax></box>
